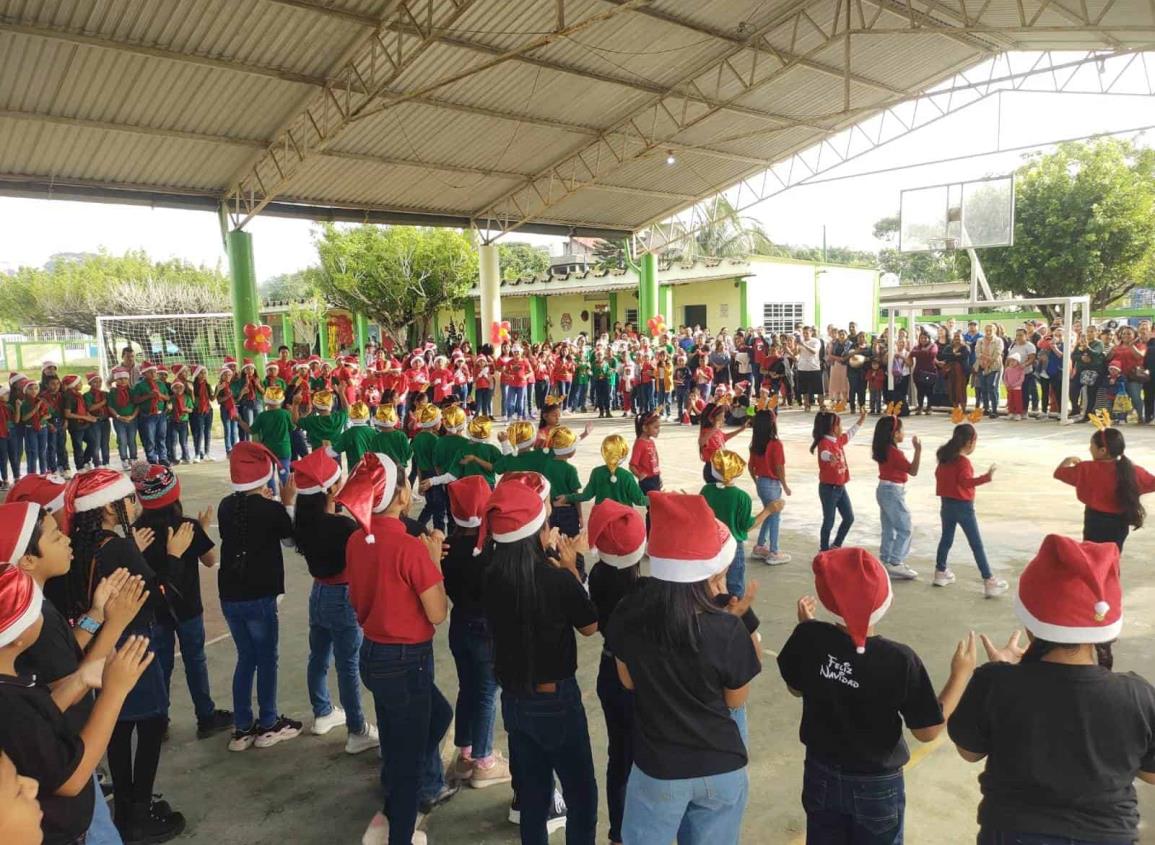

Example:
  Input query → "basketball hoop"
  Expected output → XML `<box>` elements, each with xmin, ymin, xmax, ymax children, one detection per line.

<box><xmin>927</xmin><ymin>237</ymin><xmax>959</xmax><ymax>252</ymax></box>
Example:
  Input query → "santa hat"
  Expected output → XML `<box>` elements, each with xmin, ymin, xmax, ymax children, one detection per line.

<box><xmin>312</xmin><ymin>389</ymin><xmax>335</xmax><ymax>411</ymax></box>
<box><xmin>155</xmin><ymin>365</ymin><xmax>170</xmax><ymax>377</ymax></box>
<box><xmin>548</xmin><ymin>426</ymin><xmax>577</xmax><ymax>457</ymax></box>
<box><xmin>41</xmin><ymin>360</ymin><xmax>57</xmax><ymax>372</ymax></box>
<box><xmin>294</xmin><ymin>361</ymin><xmax>310</xmax><ymax>372</ymax></box>
<box><xmin>475</xmin><ymin>479</ymin><xmax>546</xmax><ymax>556</ymax></box>
<box><xmin>130</xmin><ymin>463</ymin><xmax>181</xmax><ymax>510</ymax></box>
<box><xmin>6</xmin><ymin>473</ymin><xmax>67</xmax><ymax>513</ymax></box>
<box><xmin>647</xmin><ymin>492</ymin><xmax>736</xmax><ymax>583</ymax></box>
<box><xmin>813</xmin><ymin>547</ymin><xmax>893</xmax><ymax>654</ymax></box>
<box><xmin>416</xmin><ymin>404</ymin><xmax>441</xmax><ymax>430</ymax></box>
<box><xmin>265</xmin><ymin>361</ymin><xmax>279</xmax><ymax>372</ymax></box>
<box><xmin>229</xmin><ymin>442</ymin><xmax>280</xmax><ymax>492</ymax></box>
<box><xmin>171</xmin><ymin>363</ymin><xmax>188</xmax><ymax>379</ymax></box>
<box><xmin>61</xmin><ymin>374</ymin><xmax>82</xmax><ymax>390</ymax></box>
<box><xmin>587</xmin><ymin>499</ymin><xmax>645</xmax><ymax>568</ymax></box>
<box><xmin>0</xmin><ymin>502</ymin><xmax>42</xmax><ymax>566</ymax></box>
<box><xmin>497</xmin><ymin>471</ymin><xmax>550</xmax><ymax>501</ymax></box>
<box><xmin>241</xmin><ymin>358</ymin><xmax>256</xmax><ymax>371</ymax></box>
<box><xmin>1015</xmin><ymin>534</ymin><xmax>1122</xmax><ymax>643</ymax></box>
<box><xmin>85</xmin><ymin>371</ymin><xmax>102</xmax><ymax>385</ymax></box>
<box><xmin>348</xmin><ymin>402</ymin><xmax>371</xmax><ymax>424</ymax></box>
<box><xmin>9</xmin><ymin>372</ymin><xmax>28</xmax><ymax>389</ymax></box>
<box><xmin>189</xmin><ymin>364</ymin><xmax>206</xmax><ymax>380</ymax></box>
<box><xmin>291</xmin><ymin>449</ymin><xmax>342</xmax><ymax>495</ymax></box>
<box><xmin>410</xmin><ymin>354</ymin><xmax>425</xmax><ymax>367</ymax></box>
<box><xmin>334</xmin><ymin>453</ymin><xmax>398</xmax><ymax>544</ymax></box>
<box><xmin>0</xmin><ymin>565</ymin><xmax>43</xmax><ymax>648</ymax></box>
<box><xmin>141</xmin><ymin>361</ymin><xmax>157</xmax><ymax>375</ymax></box>
<box><xmin>62</xmin><ymin>469</ymin><xmax>135</xmax><ymax>534</ymax></box>
<box><xmin>448</xmin><ymin>476</ymin><xmax>491</xmax><ymax>528</ymax></box>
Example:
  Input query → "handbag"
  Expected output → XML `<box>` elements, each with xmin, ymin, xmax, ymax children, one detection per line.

<box><xmin>1129</xmin><ymin>367</ymin><xmax>1151</xmax><ymax>384</ymax></box>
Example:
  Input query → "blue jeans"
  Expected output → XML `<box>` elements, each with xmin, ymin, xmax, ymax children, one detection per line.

<box><xmin>501</xmin><ymin>676</ymin><xmax>598</xmax><ymax>845</ymax></box>
<box><xmin>597</xmin><ymin>653</ymin><xmax>634</xmax><ymax>844</ymax></box>
<box><xmin>139</xmin><ymin>413</ymin><xmax>167</xmax><ymax>463</ymax></box>
<box><xmin>113</xmin><ymin>418</ymin><xmax>138</xmax><ymax>462</ymax></box>
<box><xmin>237</xmin><ymin>400</ymin><xmax>257</xmax><ymax>441</ymax></box>
<box><xmin>876</xmin><ymin>483</ymin><xmax>912</xmax><ymax>566</ymax></box>
<box><xmin>937</xmin><ymin>498</ymin><xmax>992</xmax><ymax>579</ymax></box>
<box><xmin>417</xmin><ymin>475</ymin><xmax>448</xmax><ymax>534</ymax></box>
<box><xmin>290</xmin><ymin>428</ymin><xmax>308</xmax><ymax>461</ymax></box>
<box><xmin>6</xmin><ymin>425</ymin><xmax>23</xmax><ymax>478</ymax></box>
<box><xmin>190</xmin><ymin>410</ymin><xmax>213</xmax><ymax>458</ymax></box>
<box><xmin>307</xmin><ymin>583</ymin><xmax>365</xmax><ymax>734</ymax></box>
<box><xmin>622</xmin><ymin>763</ymin><xmax>747</xmax><ymax>845</ymax></box>
<box><xmin>535</xmin><ymin>381</ymin><xmax>549</xmax><ymax>412</ymax></box>
<box><xmin>726</xmin><ymin>543</ymin><xmax>746</xmax><ymax>598</ymax></box>
<box><xmin>50</xmin><ymin>425</ymin><xmax>69</xmax><ymax>471</ymax></box>
<box><xmin>977</xmin><ymin>831</ymin><xmax>1132</xmax><ymax>845</ymax></box>
<box><xmin>476</xmin><ymin>387</ymin><xmax>493</xmax><ymax>417</ymax></box>
<box><xmin>675</xmin><ymin>385</ymin><xmax>689</xmax><ymax>420</ymax></box>
<box><xmin>359</xmin><ymin>639</ymin><xmax>451</xmax><ymax>845</ymax></box>
<box><xmin>168</xmin><ymin>419</ymin><xmax>190</xmax><ymax>462</ymax></box>
<box><xmin>220</xmin><ymin>596</ymin><xmax>280</xmax><ymax>731</ymax></box>
<box><xmin>755</xmin><ymin>477</ymin><xmax>783</xmax><ymax>551</ymax></box>
<box><xmin>505</xmin><ymin>385</ymin><xmax>527</xmax><ymax>420</ymax></box>
<box><xmin>95</xmin><ymin>418</ymin><xmax>111</xmax><ymax>466</ymax></box>
<box><xmin>448</xmin><ymin>611</ymin><xmax>498</xmax><ymax>759</ymax></box>
<box><xmin>979</xmin><ymin>370</ymin><xmax>1001</xmax><ymax>415</ymax></box>
<box><xmin>153</xmin><ymin>614</ymin><xmax>217</xmax><ymax>722</ymax></box>
<box><xmin>25</xmin><ymin>427</ymin><xmax>47</xmax><ymax>474</ymax></box>
<box><xmin>819</xmin><ymin>483</ymin><xmax>854</xmax><ymax>551</ymax></box>
<box><xmin>222</xmin><ymin>415</ymin><xmax>239</xmax><ymax>453</ymax></box>
<box><xmin>803</xmin><ymin>756</ymin><xmax>905</xmax><ymax>844</ymax></box>
<box><xmin>86</xmin><ymin>773</ymin><xmax>123</xmax><ymax>845</ymax></box>
<box><xmin>571</xmin><ymin>381</ymin><xmax>588</xmax><ymax>411</ymax></box>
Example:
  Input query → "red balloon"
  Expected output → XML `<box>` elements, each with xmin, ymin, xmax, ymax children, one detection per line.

<box><xmin>243</xmin><ymin>323</ymin><xmax>258</xmax><ymax>338</ymax></box>
<box><xmin>243</xmin><ymin>337</ymin><xmax>259</xmax><ymax>352</ymax></box>
<box><xmin>256</xmin><ymin>340</ymin><xmax>272</xmax><ymax>354</ymax></box>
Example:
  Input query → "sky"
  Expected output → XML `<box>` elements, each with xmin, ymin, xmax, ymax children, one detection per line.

<box><xmin>2</xmin><ymin>81</ymin><xmax>1154</xmax><ymax>284</ymax></box>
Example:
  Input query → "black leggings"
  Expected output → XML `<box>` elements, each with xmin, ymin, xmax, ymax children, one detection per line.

<box><xmin>108</xmin><ymin>716</ymin><xmax>166</xmax><ymax>817</ymax></box>
<box><xmin>1084</xmin><ymin>508</ymin><xmax>1130</xmax><ymax>551</ymax></box>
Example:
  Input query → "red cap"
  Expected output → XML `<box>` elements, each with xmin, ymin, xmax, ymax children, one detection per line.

<box><xmin>62</xmin><ymin>469</ymin><xmax>135</xmax><ymax>535</ymax></box>
<box><xmin>813</xmin><ymin>548</ymin><xmax>893</xmax><ymax>654</ymax></box>
<box><xmin>291</xmin><ymin>449</ymin><xmax>342</xmax><ymax>495</ymax></box>
<box><xmin>646</xmin><ymin>492</ymin><xmax>735</xmax><ymax>583</ymax></box>
<box><xmin>6</xmin><ymin>473</ymin><xmax>67</xmax><ymax>513</ymax></box>
<box><xmin>1015</xmin><ymin>534</ymin><xmax>1122</xmax><ymax>643</ymax></box>
<box><xmin>229</xmin><ymin>442</ymin><xmax>280</xmax><ymax>492</ymax></box>
<box><xmin>335</xmin><ymin>453</ymin><xmax>398</xmax><ymax>544</ymax></box>
<box><xmin>448</xmin><ymin>476</ymin><xmax>491</xmax><ymax>528</ymax></box>
<box><xmin>587</xmin><ymin>499</ymin><xmax>646</xmax><ymax>568</ymax></box>
<box><xmin>475</xmin><ymin>479</ymin><xmax>546</xmax><ymax>557</ymax></box>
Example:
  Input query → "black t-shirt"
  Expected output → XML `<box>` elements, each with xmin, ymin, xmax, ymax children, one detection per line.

<box><xmin>607</xmin><ymin>599</ymin><xmax>761</xmax><ymax>780</ymax></box>
<box><xmin>296</xmin><ymin>511</ymin><xmax>357</xmax><ymax>580</ymax></box>
<box><xmin>588</xmin><ymin>563</ymin><xmax>640</xmax><ymax>640</ymax></box>
<box><xmin>0</xmin><ymin>675</ymin><xmax>95</xmax><ymax>845</ymax></box>
<box><xmin>442</xmin><ymin>534</ymin><xmax>490</xmax><ymax>619</ymax></box>
<box><xmin>217</xmin><ymin>494</ymin><xmax>293</xmax><ymax>602</ymax></box>
<box><xmin>94</xmin><ymin>534</ymin><xmax>161</xmax><ymax>631</ymax></box>
<box><xmin>777</xmin><ymin>620</ymin><xmax>943</xmax><ymax>773</ymax></box>
<box><xmin>948</xmin><ymin>661</ymin><xmax>1155</xmax><ymax>841</ymax></box>
<box><xmin>15</xmin><ymin>600</ymin><xmax>94</xmax><ymax>735</ymax></box>
<box><xmin>136</xmin><ymin>517</ymin><xmax>215</xmax><ymax>622</ymax></box>
<box><xmin>484</xmin><ymin>559</ymin><xmax>597</xmax><ymax>691</ymax></box>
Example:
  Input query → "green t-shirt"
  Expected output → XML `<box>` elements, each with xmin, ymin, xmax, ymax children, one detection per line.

<box><xmin>457</xmin><ymin>441</ymin><xmax>501</xmax><ymax>487</ymax></box>
<box><xmin>493</xmin><ymin>449</ymin><xmax>551</xmax><ymax>477</ymax></box>
<box><xmin>309</xmin><ymin>376</ymin><xmax>328</xmax><ymax>391</ymax></box>
<box><xmin>575</xmin><ymin>362</ymin><xmax>592</xmax><ymax>385</ymax></box>
<box><xmin>700</xmin><ymin>483</ymin><xmax>754</xmax><ymax>541</ymax></box>
<box><xmin>131</xmin><ymin>380</ymin><xmax>169</xmax><ymax>415</ymax></box>
<box><xmin>107</xmin><ymin>386</ymin><xmax>136</xmax><ymax>417</ymax></box>
<box><xmin>250</xmin><ymin>408</ymin><xmax>294</xmax><ymax>458</ymax></box>
<box><xmin>412</xmin><ymin>430</ymin><xmax>440</xmax><ymax>474</ymax></box>
<box><xmin>433</xmin><ymin>433</ymin><xmax>469</xmax><ymax>477</ymax></box>
<box><xmin>296</xmin><ymin>411</ymin><xmax>347</xmax><ymax>448</ymax></box>
<box><xmin>543</xmin><ymin>456</ymin><xmax>581</xmax><ymax>497</ymax></box>
<box><xmin>332</xmin><ymin>424</ymin><xmax>377</xmax><ymax>468</ymax></box>
<box><xmin>566</xmin><ymin>464</ymin><xmax>647</xmax><ymax>506</ymax></box>
<box><xmin>591</xmin><ymin>361</ymin><xmax>610</xmax><ymax>381</ymax></box>
<box><xmin>64</xmin><ymin>392</ymin><xmax>92</xmax><ymax>428</ymax></box>
<box><xmin>373</xmin><ymin>429</ymin><xmax>413</xmax><ymax>471</ymax></box>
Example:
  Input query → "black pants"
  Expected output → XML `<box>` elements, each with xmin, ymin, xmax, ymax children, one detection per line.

<box><xmin>109</xmin><ymin>716</ymin><xmax>167</xmax><ymax>825</ymax></box>
<box><xmin>1084</xmin><ymin>508</ymin><xmax>1130</xmax><ymax>551</ymax></box>
<box><xmin>640</xmin><ymin>474</ymin><xmax>662</xmax><ymax>533</ymax></box>
<box><xmin>914</xmin><ymin>375</ymin><xmax>935</xmax><ymax>411</ymax></box>
<box><xmin>847</xmin><ymin>369</ymin><xmax>866</xmax><ymax>411</ymax></box>
<box><xmin>596</xmin><ymin>653</ymin><xmax>633</xmax><ymax>845</ymax></box>
<box><xmin>1145</xmin><ymin>380</ymin><xmax>1154</xmax><ymax>423</ymax></box>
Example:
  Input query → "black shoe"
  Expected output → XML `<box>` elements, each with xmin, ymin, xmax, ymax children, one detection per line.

<box><xmin>123</xmin><ymin>799</ymin><xmax>185</xmax><ymax>845</ymax></box>
<box><xmin>418</xmin><ymin>782</ymin><xmax>460</xmax><ymax>814</ymax></box>
<box><xmin>546</xmin><ymin>790</ymin><xmax>567</xmax><ymax>835</ymax></box>
<box><xmin>196</xmin><ymin>709</ymin><xmax>234</xmax><ymax>739</ymax></box>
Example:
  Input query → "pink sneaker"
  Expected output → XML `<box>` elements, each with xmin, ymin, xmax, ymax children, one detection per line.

<box><xmin>751</xmin><ymin>545</ymin><xmax>770</xmax><ymax>560</ymax></box>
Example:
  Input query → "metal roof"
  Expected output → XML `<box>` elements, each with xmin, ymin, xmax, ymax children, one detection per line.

<box><xmin>1</xmin><ymin>0</ymin><xmax>1151</xmax><ymax>239</ymax></box>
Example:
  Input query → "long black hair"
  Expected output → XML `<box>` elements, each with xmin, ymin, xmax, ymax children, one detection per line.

<box><xmin>810</xmin><ymin>410</ymin><xmax>837</xmax><ymax>454</ymax></box>
<box><xmin>65</xmin><ymin>498</ymin><xmax>133</xmax><ymax>620</ymax></box>
<box><xmin>872</xmin><ymin>416</ymin><xmax>901</xmax><ymax>464</ymax></box>
<box><xmin>634</xmin><ymin>409</ymin><xmax>658</xmax><ymax>438</ymax></box>
<box><xmin>699</xmin><ymin>402</ymin><xmax>722</xmax><ymax>432</ymax></box>
<box><xmin>936</xmin><ymin>423</ymin><xmax>976</xmax><ymax>464</ymax></box>
<box><xmin>485</xmin><ymin>534</ymin><xmax>548</xmax><ymax>694</ymax></box>
<box><xmin>1022</xmin><ymin>637</ymin><xmax>1114</xmax><ymax>670</ymax></box>
<box><xmin>1094</xmin><ymin>428</ymin><xmax>1146</xmax><ymax>529</ymax></box>
<box><xmin>292</xmin><ymin>491</ymin><xmax>330</xmax><ymax>558</ymax></box>
<box><xmin>750</xmin><ymin>409</ymin><xmax>778</xmax><ymax>456</ymax></box>
<box><xmin>614</xmin><ymin>578</ymin><xmax>721</xmax><ymax>652</ymax></box>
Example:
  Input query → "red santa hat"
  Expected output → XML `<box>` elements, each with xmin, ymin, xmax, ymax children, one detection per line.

<box><xmin>61</xmin><ymin>374</ymin><xmax>82</xmax><ymax>390</ymax></box>
<box><xmin>223</xmin><ymin>356</ymin><xmax>238</xmax><ymax>371</ymax></box>
<box><xmin>475</xmin><ymin>479</ymin><xmax>546</xmax><ymax>556</ymax></box>
<box><xmin>0</xmin><ymin>502</ymin><xmax>42</xmax><ymax>566</ymax></box>
<box><xmin>334</xmin><ymin>453</ymin><xmax>398</xmax><ymax>544</ymax></box>
<box><xmin>587</xmin><ymin>499</ymin><xmax>646</xmax><ymax>568</ymax></box>
<box><xmin>291</xmin><ymin>449</ymin><xmax>342</xmax><ymax>495</ymax></box>
<box><xmin>496</xmin><ymin>470</ymin><xmax>550</xmax><ymax>501</ymax></box>
<box><xmin>813</xmin><ymin>547</ymin><xmax>893</xmax><ymax>654</ymax></box>
<box><xmin>448</xmin><ymin>476</ymin><xmax>491</xmax><ymax>528</ymax></box>
<box><xmin>85</xmin><ymin>371</ymin><xmax>102</xmax><ymax>385</ymax></box>
<box><xmin>265</xmin><ymin>360</ymin><xmax>279</xmax><ymax>372</ymax></box>
<box><xmin>171</xmin><ymin>363</ymin><xmax>188</xmax><ymax>379</ymax></box>
<box><xmin>62</xmin><ymin>469</ymin><xmax>136</xmax><ymax>535</ymax></box>
<box><xmin>1015</xmin><ymin>534</ymin><xmax>1122</xmax><ymax>643</ymax></box>
<box><xmin>9</xmin><ymin>372</ymin><xmax>29</xmax><ymax>389</ymax></box>
<box><xmin>241</xmin><ymin>358</ymin><xmax>256</xmax><ymax>371</ymax></box>
<box><xmin>140</xmin><ymin>361</ymin><xmax>157</xmax><ymax>374</ymax></box>
<box><xmin>130</xmin><ymin>463</ymin><xmax>181</xmax><ymax>511</ymax></box>
<box><xmin>228</xmin><ymin>442</ymin><xmax>280</xmax><ymax>492</ymax></box>
<box><xmin>0</xmin><ymin>564</ymin><xmax>43</xmax><ymax>648</ymax></box>
<box><xmin>646</xmin><ymin>492</ymin><xmax>736</xmax><ymax>583</ymax></box>
<box><xmin>189</xmin><ymin>364</ymin><xmax>206</xmax><ymax>380</ymax></box>
<box><xmin>41</xmin><ymin>360</ymin><xmax>58</xmax><ymax>372</ymax></box>
<box><xmin>110</xmin><ymin>367</ymin><xmax>130</xmax><ymax>381</ymax></box>
<box><xmin>5</xmin><ymin>473</ymin><xmax>68</xmax><ymax>513</ymax></box>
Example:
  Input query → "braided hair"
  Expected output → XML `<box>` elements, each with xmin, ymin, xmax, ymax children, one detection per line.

<box><xmin>227</xmin><ymin>491</ymin><xmax>252</xmax><ymax>576</ymax></box>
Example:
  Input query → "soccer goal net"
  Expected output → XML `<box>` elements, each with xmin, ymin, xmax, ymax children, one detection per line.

<box><xmin>95</xmin><ymin>313</ymin><xmax>237</xmax><ymax>378</ymax></box>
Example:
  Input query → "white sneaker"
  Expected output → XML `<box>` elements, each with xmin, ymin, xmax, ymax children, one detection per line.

<box><xmin>933</xmin><ymin>569</ymin><xmax>956</xmax><ymax>587</ymax></box>
<box><xmin>984</xmin><ymin>577</ymin><xmax>1009</xmax><ymax>598</ymax></box>
<box><xmin>361</xmin><ymin>812</ymin><xmax>427</xmax><ymax>845</ymax></box>
<box><xmin>203</xmin><ymin>454</ymin><xmax>215</xmax><ymax>462</ymax></box>
<box><xmin>345</xmin><ymin>723</ymin><xmax>380</xmax><ymax>755</ymax></box>
<box><xmin>254</xmin><ymin>715</ymin><xmax>301</xmax><ymax>748</ymax></box>
<box><xmin>886</xmin><ymin>562</ymin><xmax>918</xmax><ymax>580</ymax></box>
<box><xmin>192</xmin><ymin>455</ymin><xmax>201</xmax><ymax>463</ymax></box>
<box><xmin>121</xmin><ymin>460</ymin><xmax>132</xmax><ymax>471</ymax></box>
<box><xmin>751</xmin><ymin>544</ymin><xmax>770</xmax><ymax>560</ymax></box>
<box><xmin>766</xmin><ymin>551</ymin><xmax>792</xmax><ymax>566</ymax></box>
<box><xmin>311</xmin><ymin>706</ymin><xmax>346</xmax><ymax>736</ymax></box>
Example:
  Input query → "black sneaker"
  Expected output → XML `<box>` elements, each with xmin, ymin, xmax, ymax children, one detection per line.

<box><xmin>254</xmin><ymin>715</ymin><xmax>302</xmax><ymax>749</ymax></box>
<box><xmin>418</xmin><ymin>782</ymin><xmax>460</xmax><ymax>815</ymax></box>
<box><xmin>123</xmin><ymin>799</ymin><xmax>185</xmax><ymax>845</ymax></box>
<box><xmin>547</xmin><ymin>790</ymin><xmax>567</xmax><ymax>835</ymax></box>
<box><xmin>227</xmin><ymin>724</ymin><xmax>257</xmax><ymax>752</ymax></box>
<box><xmin>196</xmin><ymin>709</ymin><xmax>234</xmax><ymax>739</ymax></box>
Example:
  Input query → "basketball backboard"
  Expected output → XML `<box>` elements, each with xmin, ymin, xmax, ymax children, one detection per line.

<box><xmin>898</xmin><ymin>176</ymin><xmax>1014</xmax><ymax>253</ymax></box>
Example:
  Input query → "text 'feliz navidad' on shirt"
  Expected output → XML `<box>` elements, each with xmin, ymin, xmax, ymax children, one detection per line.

<box><xmin>817</xmin><ymin>423</ymin><xmax>861</xmax><ymax>486</ymax></box>
<box><xmin>934</xmin><ymin>455</ymin><xmax>991</xmax><ymax>501</ymax></box>
<box><xmin>1054</xmin><ymin>459</ymin><xmax>1155</xmax><ymax>515</ymax></box>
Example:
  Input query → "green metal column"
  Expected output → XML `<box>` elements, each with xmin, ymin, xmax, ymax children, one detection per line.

<box><xmin>281</xmin><ymin>313</ymin><xmax>294</xmax><ymax>351</ymax></box>
<box><xmin>607</xmin><ymin>293</ymin><xmax>619</xmax><ymax>326</ymax></box>
<box><xmin>318</xmin><ymin>314</ymin><xmax>329</xmax><ymax>358</ymax></box>
<box><xmin>738</xmin><ymin>279</ymin><xmax>749</xmax><ymax>328</ymax></box>
<box><xmin>657</xmin><ymin>285</ymin><xmax>673</xmax><ymax>324</ymax></box>
<box><xmin>226</xmin><ymin>229</ymin><xmax>263</xmax><ymax>368</ymax></box>
<box><xmin>638</xmin><ymin>252</ymin><xmax>659</xmax><ymax>328</ymax></box>
<box><xmin>529</xmin><ymin>295</ymin><xmax>548</xmax><ymax>343</ymax></box>
<box><xmin>355</xmin><ymin>313</ymin><xmax>369</xmax><ymax>365</ymax></box>
<box><xmin>463</xmin><ymin>299</ymin><xmax>478</xmax><ymax>348</ymax></box>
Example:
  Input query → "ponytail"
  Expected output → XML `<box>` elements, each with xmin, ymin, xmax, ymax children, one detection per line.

<box><xmin>936</xmin><ymin>423</ymin><xmax>975</xmax><ymax>464</ymax></box>
<box><xmin>810</xmin><ymin>411</ymin><xmax>837</xmax><ymax>454</ymax></box>
<box><xmin>1095</xmin><ymin>428</ymin><xmax>1145</xmax><ymax>529</ymax></box>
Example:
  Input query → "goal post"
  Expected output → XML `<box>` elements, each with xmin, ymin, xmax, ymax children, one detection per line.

<box><xmin>94</xmin><ymin>313</ymin><xmax>238</xmax><ymax>380</ymax></box>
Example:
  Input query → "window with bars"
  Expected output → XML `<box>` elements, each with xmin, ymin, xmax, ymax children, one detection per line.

<box><xmin>763</xmin><ymin>302</ymin><xmax>805</xmax><ymax>335</ymax></box>
<box><xmin>508</xmin><ymin>317</ymin><xmax>531</xmax><ymax>340</ymax></box>
<box><xmin>624</xmin><ymin>308</ymin><xmax>638</xmax><ymax>326</ymax></box>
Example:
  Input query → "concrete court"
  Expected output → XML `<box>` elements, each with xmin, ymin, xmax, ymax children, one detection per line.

<box><xmin>146</xmin><ymin>408</ymin><xmax>1155</xmax><ymax>844</ymax></box>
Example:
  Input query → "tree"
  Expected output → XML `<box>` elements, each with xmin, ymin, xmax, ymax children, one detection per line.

<box><xmin>873</xmin><ymin>215</ymin><xmax>966</xmax><ymax>283</ymax></box>
<box><xmin>259</xmin><ymin>268</ymin><xmax>321</xmax><ymax>301</ymax></box>
<box><xmin>498</xmin><ymin>242</ymin><xmax>551</xmax><ymax>280</ymax></box>
<box><xmin>980</xmin><ymin>139</ymin><xmax>1155</xmax><ymax>315</ymax></box>
<box><xmin>311</xmin><ymin>223</ymin><xmax>477</xmax><ymax>341</ymax></box>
